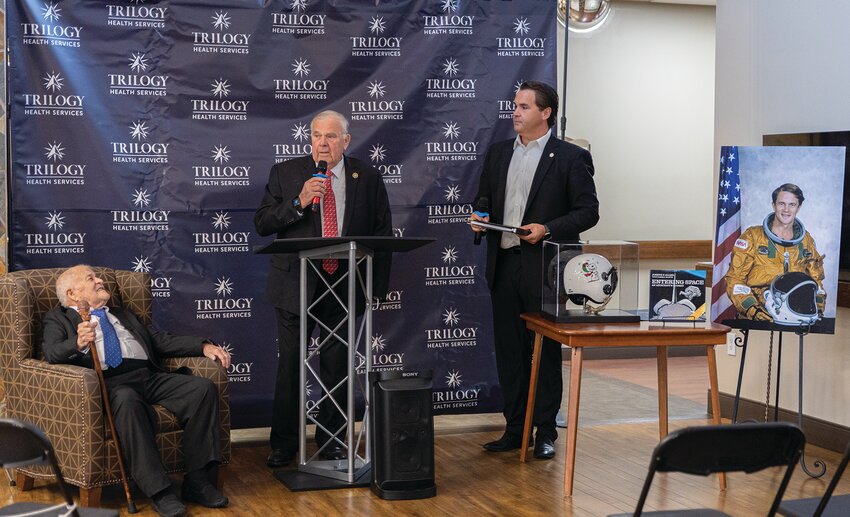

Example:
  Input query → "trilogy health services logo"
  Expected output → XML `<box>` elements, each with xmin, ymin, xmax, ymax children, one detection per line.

<box><xmin>499</xmin><ymin>80</ymin><xmax>522</xmax><ymax>120</ymax></box>
<box><xmin>193</xmin><ymin>211</ymin><xmax>250</xmax><ymax>254</ymax></box>
<box><xmin>274</xmin><ymin>58</ymin><xmax>328</xmax><ymax>101</ymax></box>
<box><xmin>193</xmin><ymin>10</ymin><xmax>251</xmax><ymax>54</ymax></box>
<box><xmin>25</xmin><ymin>211</ymin><xmax>85</xmax><ymax>255</ymax></box>
<box><xmin>356</xmin><ymin>335</ymin><xmax>404</xmax><ymax>374</ymax></box>
<box><xmin>194</xmin><ymin>145</ymin><xmax>251</xmax><ymax>187</ymax></box>
<box><xmin>425</xmin><ymin>121</ymin><xmax>478</xmax><ymax>162</ymax></box>
<box><xmin>131</xmin><ymin>256</ymin><xmax>172</xmax><ymax>298</ymax></box>
<box><xmin>21</xmin><ymin>1</ymin><xmax>82</xmax><ymax>48</ymax></box>
<box><xmin>433</xmin><ymin>369</ymin><xmax>479</xmax><ymax>410</ymax></box>
<box><xmin>425</xmin><ymin>308</ymin><xmax>478</xmax><ymax>349</ymax></box>
<box><xmin>219</xmin><ymin>343</ymin><xmax>253</xmax><ymax>383</ymax></box>
<box><xmin>371</xmin><ymin>288</ymin><xmax>403</xmax><ymax>311</ymax></box>
<box><xmin>272</xmin><ymin>0</ymin><xmax>326</xmax><ymax>35</ymax></box>
<box><xmin>498</xmin><ymin>17</ymin><xmax>547</xmax><ymax>57</ymax></box>
<box><xmin>274</xmin><ymin>122</ymin><xmax>312</xmax><ymax>161</ymax></box>
<box><xmin>24</xmin><ymin>141</ymin><xmax>86</xmax><ymax>186</ymax></box>
<box><xmin>112</xmin><ymin>189</ymin><xmax>170</xmax><ymax>232</ymax></box>
<box><xmin>424</xmin><ymin>246</ymin><xmax>476</xmax><ymax>286</ymax></box>
<box><xmin>351</xmin><ymin>15</ymin><xmax>402</xmax><ymax>57</ymax></box>
<box><xmin>426</xmin><ymin>58</ymin><xmax>476</xmax><ymax>99</ymax></box>
<box><xmin>369</xmin><ymin>143</ymin><xmax>402</xmax><ymax>185</ymax></box>
<box><xmin>195</xmin><ymin>277</ymin><xmax>253</xmax><ymax>320</ymax></box>
<box><xmin>423</xmin><ymin>0</ymin><xmax>474</xmax><ymax>35</ymax></box>
<box><xmin>349</xmin><ymin>81</ymin><xmax>404</xmax><ymax>121</ymax></box>
<box><xmin>426</xmin><ymin>183</ymin><xmax>472</xmax><ymax>225</ymax></box>
<box><xmin>22</xmin><ymin>71</ymin><xmax>84</xmax><ymax>117</ymax></box>
<box><xmin>106</xmin><ymin>2</ymin><xmax>167</xmax><ymax>29</ymax></box>
<box><xmin>111</xmin><ymin>121</ymin><xmax>168</xmax><ymax>164</ymax></box>
<box><xmin>108</xmin><ymin>52</ymin><xmax>169</xmax><ymax>97</ymax></box>
<box><xmin>191</xmin><ymin>78</ymin><xmax>249</xmax><ymax>121</ymax></box>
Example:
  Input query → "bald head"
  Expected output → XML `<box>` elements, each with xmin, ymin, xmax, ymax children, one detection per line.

<box><xmin>56</xmin><ymin>265</ymin><xmax>111</xmax><ymax>309</ymax></box>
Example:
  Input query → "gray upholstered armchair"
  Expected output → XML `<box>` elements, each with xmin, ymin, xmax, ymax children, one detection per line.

<box><xmin>0</xmin><ymin>267</ymin><xmax>231</xmax><ymax>507</ymax></box>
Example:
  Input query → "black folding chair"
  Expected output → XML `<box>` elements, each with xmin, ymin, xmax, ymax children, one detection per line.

<box><xmin>0</xmin><ymin>419</ymin><xmax>117</xmax><ymax>517</ymax></box>
<box><xmin>610</xmin><ymin>422</ymin><xmax>805</xmax><ymax>517</ymax></box>
<box><xmin>779</xmin><ymin>437</ymin><xmax>850</xmax><ymax>517</ymax></box>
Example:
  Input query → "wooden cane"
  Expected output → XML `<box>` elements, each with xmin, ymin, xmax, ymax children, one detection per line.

<box><xmin>78</xmin><ymin>300</ymin><xmax>138</xmax><ymax>513</ymax></box>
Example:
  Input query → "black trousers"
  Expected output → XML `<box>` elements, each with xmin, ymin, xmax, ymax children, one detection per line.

<box><xmin>490</xmin><ymin>250</ymin><xmax>562</xmax><ymax>440</ymax></box>
<box><xmin>104</xmin><ymin>367</ymin><xmax>221</xmax><ymax>497</ymax></box>
<box><xmin>271</xmin><ymin>270</ymin><xmax>354</xmax><ymax>453</ymax></box>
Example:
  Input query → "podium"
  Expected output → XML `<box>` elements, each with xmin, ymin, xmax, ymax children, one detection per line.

<box><xmin>255</xmin><ymin>236</ymin><xmax>434</xmax><ymax>490</ymax></box>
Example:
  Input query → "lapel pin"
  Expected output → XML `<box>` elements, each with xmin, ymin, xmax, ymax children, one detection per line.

<box><xmin>352</xmin><ymin>172</ymin><xmax>359</xmax><ymax>179</ymax></box>
<box><xmin>549</xmin><ymin>152</ymin><xmax>555</xmax><ymax>158</ymax></box>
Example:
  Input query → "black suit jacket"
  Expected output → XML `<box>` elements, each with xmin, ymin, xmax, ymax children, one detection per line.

<box><xmin>475</xmin><ymin>135</ymin><xmax>600</xmax><ymax>296</ymax></box>
<box><xmin>253</xmin><ymin>154</ymin><xmax>393</xmax><ymax>312</ymax></box>
<box><xmin>42</xmin><ymin>305</ymin><xmax>204</xmax><ymax>369</ymax></box>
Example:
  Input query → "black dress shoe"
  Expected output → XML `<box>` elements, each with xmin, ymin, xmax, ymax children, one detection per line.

<box><xmin>533</xmin><ymin>436</ymin><xmax>556</xmax><ymax>460</ymax></box>
<box><xmin>151</xmin><ymin>491</ymin><xmax>187</xmax><ymax>517</ymax></box>
<box><xmin>483</xmin><ymin>433</ymin><xmax>529</xmax><ymax>452</ymax></box>
<box><xmin>181</xmin><ymin>481</ymin><xmax>229</xmax><ymax>509</ymax></box>
<box><xmin>321</xmin><ymin>444</ymin><xmax>348</xmax><ymax>461</ymax></box>
<box><xmin>267</xmin><ymin>448</ymin><xmax>296</xmax><ymax>468</ymax></box>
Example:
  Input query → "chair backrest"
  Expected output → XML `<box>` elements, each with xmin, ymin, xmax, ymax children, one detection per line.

<box><xmin>634</xmin><ymin>422</ymin><xmax>805</xmax><ymax>516</ymax></box>
<box><xmin>0</xmin><ymin>418</ymin><xmax>77</xmax><ymax>509</ymax></box>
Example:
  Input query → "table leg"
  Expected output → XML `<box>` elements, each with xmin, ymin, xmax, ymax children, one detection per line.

<box><xmin>656</xmin><ymin>346</ymin><xmax>669</xmax><ymax>439</ymax></box>
<box><xmin>564</xmin><ymin>346</ymin><xmax>583</xmax><ymax>497</ymax></box>
<box><xmin>521</xmin><ymin>332</ymin><xmax>543</xmax><ymax>463</ymax></box>
<box><xmin>706</xmin><ymin>344</ymin><xmax>727</xmax><ymax>490</ymax></box>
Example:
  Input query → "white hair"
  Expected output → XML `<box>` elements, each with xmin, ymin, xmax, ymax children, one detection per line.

<box><xmin>55</xmin><ymin>264</ymin><xmax>90</xmax><ymax>308</ymax></box>
<box><xmin>311</xmin><ymin>110</ymin><xmax>349</xmax><ymax>135</ymax></box>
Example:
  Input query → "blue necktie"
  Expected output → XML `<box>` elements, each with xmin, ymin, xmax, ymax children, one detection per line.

<box><xmin>91</xmin><ymin>308</ymin><xmax>123</xmax><ymax>368</ymax></box>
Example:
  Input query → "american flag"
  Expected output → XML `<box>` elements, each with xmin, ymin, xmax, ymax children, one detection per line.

<box><xmin>711</xmin><ymin>146</ymin><xmax>741</xmax><ymax>322</ymax></box>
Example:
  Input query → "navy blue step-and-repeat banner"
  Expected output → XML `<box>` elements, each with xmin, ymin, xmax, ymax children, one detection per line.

<box><xmin>7</xmin><ymin>0</ymin><xmax>556</xmax><ymax>428</ymax></box>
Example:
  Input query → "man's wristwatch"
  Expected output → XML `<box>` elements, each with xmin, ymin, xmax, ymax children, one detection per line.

<box><xmin>292</xmin><ymin>196</ymin><xmax>304</xmax><ymax>215</ymax></box>
<box><xmin>543</xmin><ymin>225</ymin><xmax>552</xmax><ymax>240</ymax></box>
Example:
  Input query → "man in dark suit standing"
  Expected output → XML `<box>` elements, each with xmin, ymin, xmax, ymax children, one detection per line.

<box><xmin>42</xmin><ymin>265</ymin><xmax>231</xmax><ymax>517</ymax></box>
<box><xmin>471</xmin><ymin>81</ymin><xmax>599</xmax><ymax>460</ymax></box>
<box><xmin>255</xmin><ymin>110</ymin><xmax>392</xmax><ymax>468</ymax></box>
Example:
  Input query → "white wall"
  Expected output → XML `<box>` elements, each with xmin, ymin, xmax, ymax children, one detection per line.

<box><xmin>558</xmin><ymin>2</ymin><xmax>717</xmax><ymax>241</ymax></box>
<box><xmin>715</xmin><ymin>0</ymin><xmax>850</xmax><ymax>425</ymax></box>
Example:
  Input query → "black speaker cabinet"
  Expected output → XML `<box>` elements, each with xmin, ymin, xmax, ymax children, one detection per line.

<box><xmin>369</xmin><ymin>370</ymin><xmax>436</xmax><ymax>500</ymax></box>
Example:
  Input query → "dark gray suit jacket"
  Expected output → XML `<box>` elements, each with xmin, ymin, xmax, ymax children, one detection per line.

<box><xmin>253</xmin><ymin>154</ymin><xmax>393</xmax><ymax>313</ymax></box>
<box><xmin>475</xmin><ymin>134</ymin><xmax>600</xmax><ymax>297</ymax></box>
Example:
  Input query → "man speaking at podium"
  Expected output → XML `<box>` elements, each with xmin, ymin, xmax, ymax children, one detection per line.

<box><xmin>255</xmin><ymin>110</ymin><xmax>392</xmax><ymax>468</ymax></box>
<box><xmin>470</xmin><ymin>81</ymin><xmax>599</xmax><ymax>460</ymax></box>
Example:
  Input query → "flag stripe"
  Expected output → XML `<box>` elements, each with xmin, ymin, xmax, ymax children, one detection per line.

<box><xmin>711</xmin><ymin>146</ymin><xmax>741</xmax><ymax>322</ymax></box>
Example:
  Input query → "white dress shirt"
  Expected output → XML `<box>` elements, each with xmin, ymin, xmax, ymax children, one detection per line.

<box><xmin>73</xmin><ymin>306</ymin><xmax>149</xmax><ymax>370</ymax></box>
<box><xmin>501</xmin><ymin>131</ymin><xmax>551</xmax><ymax>249</ymax></box>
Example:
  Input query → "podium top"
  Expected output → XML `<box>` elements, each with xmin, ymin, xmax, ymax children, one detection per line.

<box><xmin>253</xmin><ymin>236</ymin><xmax>435</xmax><ymax>255</ymax></box>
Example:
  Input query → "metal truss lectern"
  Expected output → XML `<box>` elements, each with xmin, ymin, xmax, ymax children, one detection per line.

<box><xmin>256</xmin><ymin>236</ymin><xmax>433</xmax><ymax>491</ymax></box>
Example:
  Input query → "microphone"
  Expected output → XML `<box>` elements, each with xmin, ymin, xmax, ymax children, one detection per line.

<box><xmin>473</xmin><ymin>197</ymin><xmax>489</xmax><ymax>246</ymax></box>
<box><xmin>311</xmin><ymin>160</ymin><xmax>328</xmax><ymax>212</ymax></box>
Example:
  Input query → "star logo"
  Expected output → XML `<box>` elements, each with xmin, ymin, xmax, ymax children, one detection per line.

<box><xmin>441</xmin><ymin>246</ymin><xmax>458</xmax><ymax>264</ymax></box>
<box><xmin>42</xmin><ymin>2</ymin><xmax>61</xmax><ymax>22</ymax></box>
<box><xmin>215</xmin><ymin>277</ymin><xmax>234</xmax><ymax>297</ymax></box>
<box><xmin>131</xmin><ymin>256</ymin><xmax>152</xmax><ymax>273</ymax></box>
<box><xmin>129</xmin><ymin>121</ymin><xmax>149</xmax><ymax>141</ymax></box>
<box><xmin>442</xmin><ymin>58</ymin><xmax>460</xmax><ymax>76</ymax></box>
<box><xmin>369</xmin><ymin>144</ymin><xmax>386</xmax><ymax>163</ymax></box>
<box><xmin>219</xmin><ymin>343</ymin><xmax>235</xmax><ymax>356</ymax></box>
<box><xmin>44</xmin><ymin>141</ymin><xmax>65</xmax><ymax>162</ymax></box>
<box><xmin>212</xmin><ymin>11</ymin><xmax>231</xmax><ymax>31</ymax></box>
<box><xmin>292</xmin><ymin>58</ymin><xmax>311</xmax><ymax>77</ymax></box>
<box><xmin>369</xmin><ymin>16</ymin><xmax>386</xmax><ymax>34</ymax></box>
<box><xmin>443</xmin><ymin>122</ymin><xmax>460</xmax><ymax>140</ymax></box>
<box><xmin>446</xmin><ymin>370</ymin><xmax>463</xmax><ymax>388</ymax></box>
<box><xmin>43</xmin><ymin>71</ymin><xmax>63</xmax><ymax>92</ymax></box>
<box><xmin>129</xmin><ymin>53</ymin><xmax>148</xmax><ymax>73</ymax></box>
<box><xmin>211</xmin><ymin>145</ymin><xmax>231</xmax><ymax>163</ymax></box>
<box><xmin>514</xmin><ymin>17</ymin><xmax>530</xmax><ymax>35</ymax></box>
<box><xmin>441</xmin><ymin>0</ymin><xmax>458</xmax><ymax>13</ymax></box>
<box><xmin>132</xmin><ymin>189</ymin><xmax>151</xmax><ymax>207</ymax></box>
<box><xmin>443</xmin><ymin>308</ymin><xmax>460</xmax><ymax>326</ymax></box>
<box><xmin>45</xmin><ymin>211</ymin><xmax>65</xmax><ymax>231</ymax></box>
<box><xmin>444</xmin><ymin>185</ymin><xmax>461</xmax><ymax>202</ymax></box>
<box><xmin>367</xmin><ymin>81</ymin><xmax>386</xmax><ymax>98</ymax></box>
<box><xmin>212</xmin><ymin>211</ymin><xmax>231</xmax><ymax>230</ymax></box>
<box><xmin>211</xmin><ymin>78</ymin><xmax>231</xmax><ymax>98</ymax></box>
<box><xmin>372</xmin><ymin>334</ymin><xmax>387</xmax><ymax>352</ymax></box>
<box><xmin>291</xmin><ymin>0</ymin><xmax>308</xmax><ymax>12</ymax></box>
<box><xmin>291</xmin><ymin>123</ymin><xmax>310</xmax><ymax>142</ymax></box>
<box><xmin>514</xmin><ymin>80</ymin><xmax>524</xmax><ymax>94</ymax></box>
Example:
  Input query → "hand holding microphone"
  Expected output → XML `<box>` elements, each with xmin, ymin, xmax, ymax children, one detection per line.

<box><xmin>472</xmin><ymin>197</ymin><xmax>490</xmax><ymax>246</ymax></box>
<box><xmin>311</xmin><ymin>160</ymin><xmax>328</xmax><ymax>212</ymax></box>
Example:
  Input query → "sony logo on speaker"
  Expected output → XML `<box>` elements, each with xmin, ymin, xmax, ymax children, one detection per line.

<box><xmin>425</xmin><ymin>307</ymin><xmax>478</xmax><ymax>349</ymax></box>
<box><xmin>433</xmin><ymin>369</ymin><xmax>480</xmax><ymax>410</ymax></box>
